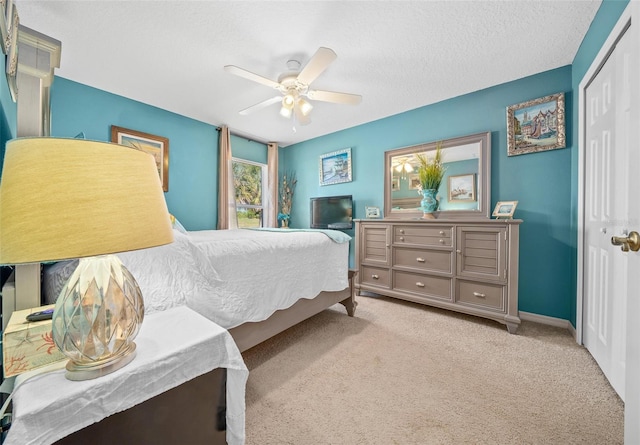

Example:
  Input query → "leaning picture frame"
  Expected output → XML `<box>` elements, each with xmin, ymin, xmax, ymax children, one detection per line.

<box><xmin>365</xmin><ymin>206</ymin><xmax>380</xmax><ymax>219</ymax></box>
<box><xmin>506</xmin><ymin>92</ymin><xmax>565</xmax><ymax>156</ymax></box>
<box><xmin>319</xmin><ymin>148</ymin><xmax>352</xmax><ymax>186</ymax></box>
<box><xmin>492</xmin><ymin>201</ymin><xmax>518</xmax><ymax>219</ymax></box>
<box><xmin>111</xmin><ymin>126</ymin><xmax>169</xmax><ymax>192</ymax></box>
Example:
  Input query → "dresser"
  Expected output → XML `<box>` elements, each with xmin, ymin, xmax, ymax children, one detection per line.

<box><xmin>355</xmin><ymin>219</ymin><xmax>521</xmax><ymax>333</ymax></box>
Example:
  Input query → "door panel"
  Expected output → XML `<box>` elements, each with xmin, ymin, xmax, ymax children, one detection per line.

<box><xmin>583</xmin><ymin>26</ymin><xmax>629</xmax><ymax>400</ymax></box>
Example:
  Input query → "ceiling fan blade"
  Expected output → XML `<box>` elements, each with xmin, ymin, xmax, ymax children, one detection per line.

<box><xmin>294</xmin><ymin>105</ymin><xmax>311</xmax><ymax>125</ymax></box>
<box><xmin>307</xmin><ymin>89</ymin><xmax>362</xmax><ymax>105</ymax></box>
<box><xmin>239</xmin><ymin>96</ymin><xmax>282</xmax><ymax>115</ymax></box>
<box><xmin>296</xmin><ymin>47</ymin><xmax>337</xmax><ymax>86</ymax></box>
<box><xmin>224</xmin><ymin>65</ymin><xmax>281</xmax><ymax>89</ymax></box>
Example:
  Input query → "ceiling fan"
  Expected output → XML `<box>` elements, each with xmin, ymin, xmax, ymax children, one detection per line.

<box><xmin>224</xmin><ymin>47</ymin><xmax>362</xmax><ymax>125</ymax></box>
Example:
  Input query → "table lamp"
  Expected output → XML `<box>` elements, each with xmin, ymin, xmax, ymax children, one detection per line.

<box><xmin>0</xmin><ymin>137</ymin><xmax>174</xmax><ymax>380</ymax></box>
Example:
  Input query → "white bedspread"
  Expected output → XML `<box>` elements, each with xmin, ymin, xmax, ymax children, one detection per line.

<box><xmin>185</xmin><ymin>229</ymin><xmax>350</xmax><ymax>329</ymax></box>
<box><xmin>117</xmin><ymin>228</ymin><xmax>349</xmax><ymax>330</ymax></box>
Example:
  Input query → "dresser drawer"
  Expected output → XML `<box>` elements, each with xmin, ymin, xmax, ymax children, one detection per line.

<box><xmin>456</xmin><ymin>280</ymin><xmax>505</xmax><ymax>311</ymax></box>
<box><xmin>393</xmin><ymin>270</ymin><xmax>452</xmax><ymax>300</ymax></box>
<box><xmin>361</xmin><ymin>265</ymin><xmax>391</xmax><ymax>288</ymax></box>
<box><xmin>394</xmin><ymin>225</ymin><xmax>452</xmax><ymax>247</ymax></box>
<box><xmin>393</xmin><ymin>247</ymin><xmax>452</xmax><ymax>273</ymax></box>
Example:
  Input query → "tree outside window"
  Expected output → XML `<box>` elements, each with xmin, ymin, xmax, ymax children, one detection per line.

<box><xmin>232</xmin><ymin>159</ymin><xmax>266</xmax><ymax>228</ymax></box>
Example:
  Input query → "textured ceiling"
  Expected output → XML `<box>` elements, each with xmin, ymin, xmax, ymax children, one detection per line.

<box><xmin>15</xmin><ymin>0</ymin><xmax>601</xmax><ymax>147</ymax></box>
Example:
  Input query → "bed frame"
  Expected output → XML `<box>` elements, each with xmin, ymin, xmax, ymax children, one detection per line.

<box><xmin>229</xmin><ymin>269</ymin><xmax>357</xmax><ymax>352</ymax></box>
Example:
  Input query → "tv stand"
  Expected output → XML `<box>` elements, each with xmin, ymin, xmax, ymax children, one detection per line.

<box><xmin>328</xmin><ymin>222</ymin><xmax>352</xmax><ymax>230</ymax></box>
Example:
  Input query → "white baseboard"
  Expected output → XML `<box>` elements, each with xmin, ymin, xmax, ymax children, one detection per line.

<box><xmin>519</xmin><ymin>311</ymin><xmax>573</xmax><ymax>330</ymax></box>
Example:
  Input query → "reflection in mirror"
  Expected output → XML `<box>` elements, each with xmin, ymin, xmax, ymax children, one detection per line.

<box><xmin>384</xmin><ymin>132</ymin><xmax>491</xmax><ymax>219</ymax></box>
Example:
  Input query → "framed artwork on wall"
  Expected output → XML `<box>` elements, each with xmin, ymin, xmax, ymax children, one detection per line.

<box><xmin>409</xmin><ymin>174</ymin><xmax>421</xmax><ymax>190</ymax></box>
<box><xmin>448</xmin><ymin>173</ymin><xmax>476</xmax><ymax>202</ymax></box>
<box><xmin>506</xmin><ymin>92</ymin><xmax>565</xmax><ymax>156</ymax></box>
<box><xmin>0</xmin><ymin>0</ymin><xmax>12</xmax><ymax>54</ymax></box>
<box><xmin>111</xmin><ymin>126</ymin><xmax>169</xmax><ymax>192</ymax></box>
<box><xmin>4</xmin><ymin>1</ymin><xmax>17</xmax><ymax>102</ymax></box>
<box><xmin>319</xmin><ymin>148</ymin><xmax>352</xmax><ymax>186</ymax></box>
<box><xmin>392</xmin><ymin>177</ymin><xmax>400</xmax><ymax>191</ymax></box>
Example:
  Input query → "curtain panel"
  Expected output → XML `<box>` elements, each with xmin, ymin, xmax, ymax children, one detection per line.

<box><xmin>266</xmin><ymin>142</ymin><xmax>279</xmax><ymax>228</ymax></box>
<box><xmin>217</xmin><ymin>126</ymin><xmax>238</xmax><ymax>230</ymax></box>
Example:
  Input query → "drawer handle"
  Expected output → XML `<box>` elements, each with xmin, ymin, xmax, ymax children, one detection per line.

<box><xmin>416</xmin><ymin>282</ymin><xmax>425</xmax><ymax>288</ymax></box>
<box><xmin>400</xmin><ymin>236</ymin><xmax>405</xmax><ymax>241</ymax></box>
<box><xmin>439</xmin><ymin>239</ymin><xmax>444</xmax><ymax>244</ymax></box>
<box><xmin>456</xmin><ymin>249</ymin><xmax>462</xmax><ymax>254</ymax></box>
<box><xmin>473</xmin><ymin>292</ymin><xmax>486</xmax><ymax>298</ymax></box>
<box><xmin>439</xmin><ymin>231</ymin><xmax>445</xmax><ymax>235</ymax></box>
<box><xmin>400</xmin><ymin>229</ymin><xmax>405</xmax><ymax>234</ymax></box>
<box><xmin>372</xmin><ymin>274</ymin><xmax>379</xmax><ymax>279</ymax></box>
<box><xmin>416</xmin><ymin>257</ymin><xmax>425</xmax><ymax>263</ymax></box>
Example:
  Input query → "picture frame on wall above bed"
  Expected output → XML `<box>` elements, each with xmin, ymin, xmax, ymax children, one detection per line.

<box><xmin>111</xmin><ymin>126</ymin><xmax>169</xmax><ymax>191</ymax></box>
<box><xmin>506</xmin><ymin>92</ymin><xmax>566</xmax><ymax>156</ymax></box>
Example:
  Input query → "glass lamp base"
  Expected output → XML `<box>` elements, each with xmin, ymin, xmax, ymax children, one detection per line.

<box><xmin>65</xmin><ymin>342</ymin><xmax>137</xmax><ymax>381</ymax></box>
<box><xmin>53</xmin><ymin>254</ymin><xmax>145</xmax><ymax>382</ymax></box>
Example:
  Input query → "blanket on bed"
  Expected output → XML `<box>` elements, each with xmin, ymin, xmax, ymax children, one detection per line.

<box><xmin>251</xmin><ymin>227</ymin><xmax>351</xmax><ymax>243</ymax></box>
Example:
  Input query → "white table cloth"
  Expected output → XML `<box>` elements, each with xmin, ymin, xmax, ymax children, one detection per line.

<box><xmin>4</xmin><ymin>306</ymin><xmax>248</xmax><ymax>445</ymax></box>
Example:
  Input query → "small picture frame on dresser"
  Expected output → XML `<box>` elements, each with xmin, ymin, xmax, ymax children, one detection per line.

<box><xmin>365</xmin><ymin>206</ymin><xmax>381</xmax><ymax>219</ymax></box>
<box><xmin>492</xmin><ymin>201</ymin><xmax>518</xmax><ymax>219</ymax></box>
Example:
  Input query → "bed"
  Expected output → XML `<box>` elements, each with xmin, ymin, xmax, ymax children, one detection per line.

<box><xmin>42</xmin><ymin>227</ymin><xmax>357</xmax><ymax>352</ymax></box>
<box><xmin>10</xmin><ymin>227</ymin><xmax>356</xmax><ymax>443</ymax></box>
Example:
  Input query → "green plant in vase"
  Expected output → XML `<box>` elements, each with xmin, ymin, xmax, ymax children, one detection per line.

<box><xmin>416</xmin><ymin>143</ymin><xmax>445</xmax><ymax>219</ymax></box>
<box><xmin>278</xmin><ymin>171</ymin><xmax>297</xmax><ymax>228</ymax></box>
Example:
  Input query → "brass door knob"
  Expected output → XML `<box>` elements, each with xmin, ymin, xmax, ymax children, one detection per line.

<box><xmin>611</xmin><ymin>231</ymin><xmax>640</xmax><ymax>252</ymax></box>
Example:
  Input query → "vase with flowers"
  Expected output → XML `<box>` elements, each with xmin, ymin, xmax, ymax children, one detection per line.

<box><xmin>278</xmin><ymin>171</ymin><xmax>297</xmax><ymax>228</ymax></box>
<box><xmin>416</xmin><ymin>143</ymin><xmax>445</xmax><ymax>219</ymax></box>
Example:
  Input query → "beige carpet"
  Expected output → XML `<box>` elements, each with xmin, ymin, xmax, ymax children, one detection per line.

<box><xmin>242</xmin><ymin>295</ymin><xmax>624</xmax><ymax>445</ymax></box>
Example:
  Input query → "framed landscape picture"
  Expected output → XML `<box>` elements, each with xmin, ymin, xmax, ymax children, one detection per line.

<box><xmin>111</xmin><ymin>126</ymin><xmax>169</xmax><ymax>191</ymax></box>
<box><xmin>506</xmin><ymin>92</ymin><xmax>565</xmax><ymax>156</ymax></box>
<box><xmin>319</xmin><ymin>148</ymin><xmax>352</xmax><ymax>186</ymax></box>
<box><xmin>448</xmin><ymin>173</ymin><xmax>476</xmax><ymax>202</ymax></box>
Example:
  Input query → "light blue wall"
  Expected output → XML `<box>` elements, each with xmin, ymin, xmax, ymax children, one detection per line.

<box><xmin>568</xmin><ymin>0</ymin><xmax>630</xmax><ymax>326</ymax></box>
<box><xmin>0</xmin><ymin>0</ymin><xmax>629</xmax><ymax>323</ymax></box>
<box><xmin>282</xmin><ymin>66</ymin><xmax>573</xmax><ymax>319</ymax></box>
<box><xmin>50</xmin><ymin>78</ymin><xmax>220</xmax><ymax>231</ymax></box>
<box><xmin>0</xmin><ymin>54</ymin><xmax>16</xmax><ymax>168</ymax></box>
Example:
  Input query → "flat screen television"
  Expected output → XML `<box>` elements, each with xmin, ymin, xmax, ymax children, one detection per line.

<box><xmin>310</xmin><ymin>195</ymin><xmax>353</xmax><ymax>230</ymax></box>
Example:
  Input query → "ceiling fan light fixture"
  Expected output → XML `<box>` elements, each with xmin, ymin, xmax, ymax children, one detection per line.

<box><xmin>298</xmin><ymin>98</ymin><xmax>313</xmax><ymax>117</ymax></box>
<box><xmin>279</xmin><ymin>106</ymin><xmax>293</xmax><ymax>118</ymax></box>
<box><xmin>282</xmin><ymin>93</ymin><xmax>295</xmax><ymax>109</ymax></box>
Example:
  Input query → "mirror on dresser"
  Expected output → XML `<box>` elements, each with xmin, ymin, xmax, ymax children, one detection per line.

<box><xmin>383</xmin><ymin>132</ymin><xmax>491</xmax><ymax>219</ymax></box>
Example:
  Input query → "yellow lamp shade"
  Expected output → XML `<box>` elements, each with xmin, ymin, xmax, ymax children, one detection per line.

<box><xmin>0</xmin><ymin>137</ymin><xmax>173</xmax><ymax>264</ymax></box>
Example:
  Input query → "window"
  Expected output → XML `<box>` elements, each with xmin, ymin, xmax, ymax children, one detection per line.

<box><xmin>232</xmin><ymin>158</ymin><xmax>266</xmax><ymax>228</ymax></box>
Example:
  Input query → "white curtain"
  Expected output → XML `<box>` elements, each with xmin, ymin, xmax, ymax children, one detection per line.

<box><xmin>217</xmin><ymin>126</ymin><xmax>238</xmax><ymax>230</ymax></box>
<box><xmin>265</xmin><ymin>142</ymin><xmax>279</xmax><ymax>228</ymax></box>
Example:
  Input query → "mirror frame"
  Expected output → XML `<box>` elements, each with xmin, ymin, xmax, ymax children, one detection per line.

<box><xmin>384</xmin><ymin>131</ymin><xmax>491</xmax><ymax>220</ymax></box>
